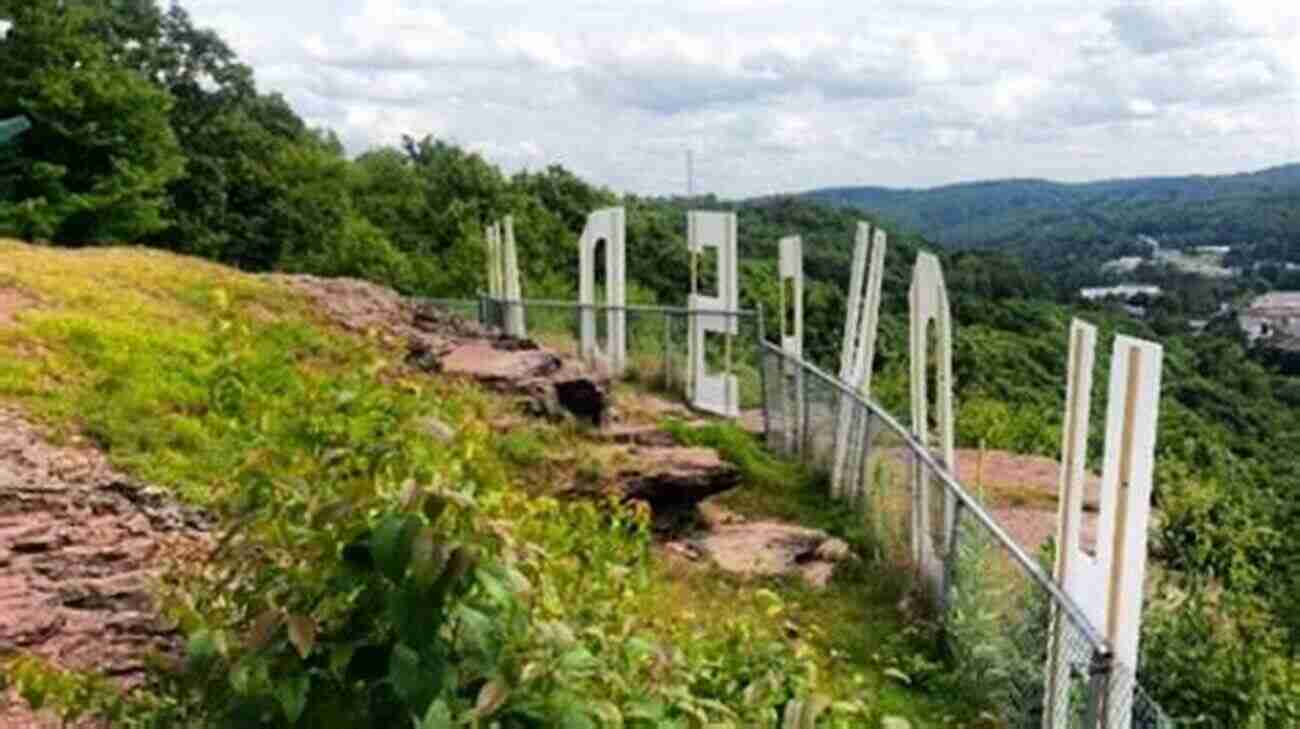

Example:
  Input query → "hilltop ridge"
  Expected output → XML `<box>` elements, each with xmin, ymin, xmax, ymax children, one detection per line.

<box><xmin>800</xmin><ymin>162</ymin><xmax>1300</xmax><ymax>258</ymax></box>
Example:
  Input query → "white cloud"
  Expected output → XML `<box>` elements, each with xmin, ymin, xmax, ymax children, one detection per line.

<box><xmin>1105</xmin><ymin>1</ymin><xmax>1267</xmax><ymax>54</ymax></box>
<box><xmin>172</xmin><ymin>0</ymin><xmax>1300</xmax><ymax>196</ymax></box>
<box><xmin>304</xmin><ymin>0</ymin><xmax>473</xmax><ymax>69</ymax></box>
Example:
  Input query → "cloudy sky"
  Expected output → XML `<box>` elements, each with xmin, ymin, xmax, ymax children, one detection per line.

<box><xmin>182</xmin><ymin>0</ymin><xmax>1300</xmax><ymax>197</ymax></box>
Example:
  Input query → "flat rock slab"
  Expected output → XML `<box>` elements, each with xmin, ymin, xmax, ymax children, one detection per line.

<box><xmin>674</xmin><ymin>522</ymin><xmax>855</xmax><ymax>589</ymax></box>
<box><xmin>616</xmin><ymin>447</ymin><xmax>741</xmax><ymax>510</ymax></box>
<box><xmin>0</xmin><ymin>410</ymin><xmax>209</xmax><ymax>728</ymax></box>
<box><xmin>441</xmin><ymin>342</ymin><xmax>563</xmax><ymax>385</ymax></box>
<box><xmin>592</xmin><ymin>425</ymin><xmax>678</xmax><ymax>448</ymax></box>
<box><xmin>272</xmin><ymin>275</ymin><xmax>611</xmax><ymax>425</ymax></box>
<box><xmin>441</xmin><ymin>341</ymin><xmax>610</xmax><ymax>425</ymax></box>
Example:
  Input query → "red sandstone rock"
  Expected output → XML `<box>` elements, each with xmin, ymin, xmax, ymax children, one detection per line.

<box><xmin>0</xmin><ymin>411</ymin><xmax>208</xmax><ymax>728</ymax></box>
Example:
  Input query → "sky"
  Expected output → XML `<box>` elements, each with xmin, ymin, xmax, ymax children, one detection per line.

<box><xmin>179</xmin><ymin>0</ymin><xmax>1300</xmax><ymax>198</ymax></box>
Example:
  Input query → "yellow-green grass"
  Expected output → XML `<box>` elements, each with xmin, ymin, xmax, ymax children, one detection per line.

<box><xmin>0</xmin><ymin>241</ymin><xmax>969</xmax><ymax>726</ymax></box>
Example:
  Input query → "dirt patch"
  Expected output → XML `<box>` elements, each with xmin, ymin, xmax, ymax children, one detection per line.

<box><xmin>953</xmin><ymin>449</ymin><xmax>1099</xmax><ymax>553</ymax></box>
<box><xmin>0</xmin><ymin>411</ymin><xmax>210</xmax><ymax>728</ymax></box>
<box><xmin>0</xmin><ymin>288</ymin><xmax>36</xmax><ymax>327</ymax></box>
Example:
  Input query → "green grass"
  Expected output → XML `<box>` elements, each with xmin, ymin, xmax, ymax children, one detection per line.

<box><xmin>658</xmin><ymin>418</ymin><xmax>980</xmax><ymax>722</ymax></box>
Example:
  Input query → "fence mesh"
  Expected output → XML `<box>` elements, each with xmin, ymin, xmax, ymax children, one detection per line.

<box><xmin>759</xmin><ymin>342</ymin><xmax>1170</xmax><ymax>729</ymax></box>
<box><xmin>480</xmin><ymin>297</ymin><xmax>765</xmax><ymax>409</ymax></box>
<box><xmin>414</xmin><ymin>297</ymin><xmax>482</xmax><ymax>323</ymax></box>
<box><xmin>423</xmin><ymin>298</ymin><xmax>1172</xmax><ymax>729</ymax></box>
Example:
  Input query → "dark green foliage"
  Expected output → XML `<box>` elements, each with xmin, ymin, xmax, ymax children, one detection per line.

<box><xmin>0</xmin><ymin>0</ymin><xmax>184</xmax><ymax>241</ymax></box>
<box><xmin>806</xmin><ymin>165</ymin><xmax>1300</xmax><ymax>264</ymax></box>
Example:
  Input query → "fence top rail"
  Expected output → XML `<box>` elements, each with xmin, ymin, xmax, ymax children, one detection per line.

<box><xmin>762</xmin><ymin>341</ymin><xmax>1112</xmax><ymax>656</ymax></box>
<box><xmin>474</xmin><ymin>296</ymin><xmax>760</xmax><ymax>319</ymax></box>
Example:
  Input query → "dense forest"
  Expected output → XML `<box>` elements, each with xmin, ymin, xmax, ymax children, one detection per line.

<box><xmin>803</xmin><ymin>166</ymin><xmax>1300</xmax><ymax>288</ymax></box>
<box><xmin>3</xmin><ymin>1</ymin><xmax>1300</xmax><ymax>726</ymax></box>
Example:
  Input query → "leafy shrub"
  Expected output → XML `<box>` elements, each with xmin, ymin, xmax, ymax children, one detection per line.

<box><xmin>1140</xmin><ymin>576</ymin><xmax>1300</xmax><ymax>729</ymax></box>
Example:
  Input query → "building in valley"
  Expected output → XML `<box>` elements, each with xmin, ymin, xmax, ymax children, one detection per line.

<box><xmin>1240</xmin><ymin>292</ymin><xmax>1300</xmax><ymax>342</ymax></box>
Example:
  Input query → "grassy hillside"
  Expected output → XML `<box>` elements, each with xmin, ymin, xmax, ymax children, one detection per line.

<box><xmin>0</xmin><ymin>241</ymin><xmax>971</xmax><ymax>728</ymax></box>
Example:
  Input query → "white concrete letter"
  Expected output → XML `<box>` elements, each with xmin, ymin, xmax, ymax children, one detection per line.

<box><xmin>687</xmin><ymin>211</ymin><xmax>740</xmax><ymax>417</ymax></box>
<box><xmin>909</xmin><ymin>252</ymin><xmax>955</xmax><ymax>594</ymax></box>
<box><xmin>502</xmin><ymin>216</ymin><xmax>527</xmax><ymax>338</ymax></box>
<box><xmin>484</xmin><ymin>222</ymin><xmax>502</xmax><ymax>298</ymax></box>
<box><xmin>779</xmin><ymin>235</ymin><xmax>803</xmax><ymax>359</ymax></box>
<box><xmin>578</xmin><ymin>207</ymin><xmax>627</xmax><ymax>374</ymax></box>
<box><xmin>832</xmin><ymin>224</ymin><xmax>888</xmax><ymax>497</ymax></box>
<box><xmin>779</xmin><ymin>235</ymin><xmax>804</xmax><ymax>451</ymax></box>
<box><xmin>1043</xmin><ymin>321</ymin><xmax>1163</xmax><ymax>729</ymax></box>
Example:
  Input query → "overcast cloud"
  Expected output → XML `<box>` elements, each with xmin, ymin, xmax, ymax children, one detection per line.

<box><xmin>181</xmin><ymin>0</ymin><xmax>1300</xmax><ymax>197</ymax></box>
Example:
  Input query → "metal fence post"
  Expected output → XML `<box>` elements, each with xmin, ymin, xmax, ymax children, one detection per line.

<box><xmin>1084</xmin><ymin>649</ymin><xmax>1114</xmax><ymax>729</ymax></box>
<box><xmin>940</xmin><ymin>498</ymin><xmax>965</xmax><ymax>618</ymax></box>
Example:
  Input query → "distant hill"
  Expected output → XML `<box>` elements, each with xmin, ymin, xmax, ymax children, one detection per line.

<box><xmin>801</xmin><ymin>163</ymin><xmax>1300</xmax><ymax>258</ymax></box>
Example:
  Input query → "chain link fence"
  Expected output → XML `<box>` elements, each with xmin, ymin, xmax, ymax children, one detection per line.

<box><xmin>415</xmin><ymin>297</ymin><xmax>483</xmax><ymax>323</ymax></box>
<box><xmin>415</xmin><ymin>296</ymin><xmax>1171</xmax><ymax>728</ymax></box>
<box><xmin>760</xmin><ymin>342</ymin><xmax>1172</xmax><ymax>729</ymax></box>
<box><xmin>475</xmin><ymin>296</ymin><xmax>766</xmax><ymax>409</ymax></box>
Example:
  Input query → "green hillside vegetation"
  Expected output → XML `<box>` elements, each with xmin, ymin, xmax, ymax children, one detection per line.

<box><xmin>3</xmin><ymin>1</ymin><xmax>1300</xmax><ymax>726</ymax></box>
<box><xmin>1</xmin><ymin>241</ymin><xmax>975</xmax><ymax>727</ymax></box>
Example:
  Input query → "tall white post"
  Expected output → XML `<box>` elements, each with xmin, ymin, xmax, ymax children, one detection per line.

<box><xmin>687</xmin><ymin>211</ymin><xmax>740</xmax><ymax>418</ymax></box>
<box><xmin>1043</xmin><ymin>321</ymin><xmax>1163</xmax><ymax>729</ymax></box>
<box><xmin>484</xmin><ymin>222</ymin><xmax>502</xmax><ymax>298</ymax></box>
<box><xmin>779</xmin><ymin>235</ymin><xmax>804</xmax><ymax>451</ymax></box>
<box><xmin>502</xmin><ymin>216</ymin><xmax>527</xmax><ymax>338</ymax></box>
<box><xmin>578</xmin><ymin>208</ymin><xmax>627</xmax><ymax>374</ymax></box>
<box><xmin>778</xmin><ymin>235</ymin><xmax>803</xmax><ymax>359</ymax></box>
<box><xmin>909</xmin><ymin>252</ymin><xmax>954</xmax><ymax>596</ymax></box>
<box><xmin>831</xmin><ymin>224</ymin><xmax>888</xmax><ymax>497</ymax></box>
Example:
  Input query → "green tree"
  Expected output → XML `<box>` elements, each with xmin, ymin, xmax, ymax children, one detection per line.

<box><xmin>0</xmin><ymin>0</ymin><xmax>183</xmax><ymax>242</ymax></box>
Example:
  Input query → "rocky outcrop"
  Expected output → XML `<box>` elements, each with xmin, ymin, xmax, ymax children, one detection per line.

<box><xmin>0</xmin><ymin>411</ymin><xmax>210</xmax><ymax>727</ymax></box>
<box><xmin>275</xmin><ymin>275</ymin><xmax>611</xmax><ymax>425</ymax></box>
<box><xmin>439</xmin><ymin>341</ymin><xmax>609</xmax><ymax>426</ymax></box>
<box><xmin>667</xmin><ymin>520</ymin><xmax>857</xmax><ymax>589</ymax></box>
<box><xmin>615</xmin><ymin>447</ymin><xmax>741</xmax><ymax>511</ymax></box>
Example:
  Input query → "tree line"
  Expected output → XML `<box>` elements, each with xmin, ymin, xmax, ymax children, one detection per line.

<box><xmin>0</xmin><ymin>0</ymin><xmax>621</xmax><ymax>300</ymax></box>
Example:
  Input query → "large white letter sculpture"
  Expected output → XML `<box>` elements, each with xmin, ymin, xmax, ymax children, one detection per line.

<box><xmin>1043</xmin><ymin>321</ymin><xmax>1163</xmax><ymax>729</ymax></box>
<box><xmin>687</xmin><ymin>211</ymin><xmax>740</xmax><ymax>417</ymax></box>
<box><xmin>779</xmin><ymin>235</ymin><xmax>803</xmax><ymax>359</ymax></box>
<box><xmin>831</xmin><ymin>223</ymin><xmax>888</xmax><ymax>496</ymax></box>
<box><xmin>484</xmin><ymin>222</ymin><xmax>503</xmax><ymax>298</ymax></box>
<box><xmin>484</xmin><ymin>217</ymin><xmax>527</xmax><ymax>338</ymax></box>
<box><xmin>578</xmin><ymin>208</ymin><xmax>627</xmax><ymax>375</ymax></box>
<box><xmin>501</xmin><ymin>216</ymin><xmax>527</xmax><ymax>338</ymax></box>
<box><xmin>909</xmin><ymin>252</ymin><xmax>954</xmax><ymax>596</ymax></box>
<box><xmin>778</xmin><ymin>235</ymin><xmax>804</xmax><ymax>451</ymax></box>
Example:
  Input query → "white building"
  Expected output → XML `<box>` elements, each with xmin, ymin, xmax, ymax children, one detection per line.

<box><xmin>1079</xmin><ymin>285</ymin><xmax>1162</xmax><ymax>301</ymax></box>
<box><xmin>1240</xmin><ymin>292</ymin><xmax>1300</xmax><ymax>342</ymax></box>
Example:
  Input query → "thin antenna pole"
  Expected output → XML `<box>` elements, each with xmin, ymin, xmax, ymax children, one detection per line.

<box><xmin>686</xmin><ymin>149</ymin><xmax>695</xmax><ymax>197</ymax></box>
